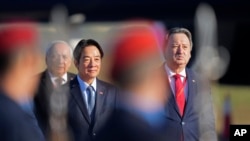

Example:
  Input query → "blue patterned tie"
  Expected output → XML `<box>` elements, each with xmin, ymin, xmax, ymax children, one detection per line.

<box><xmin>86</xmin><ymin>86</ymin><xmax>95</xmax><ymax>116</ymax></box>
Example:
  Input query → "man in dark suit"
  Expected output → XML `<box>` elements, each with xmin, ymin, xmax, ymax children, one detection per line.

<box><xmin>0</xmin><ymin>21</ymin><xmax>45</xmax><ymax>141</ymax></box>
<box><xmin>34</xmin><ymin>40</ymin><xmax>76</xmax><ymax>139</ymax></box>
<box><xmin>68</xmin><ymin>39</ymin><xmax>118</xmax><ymax>141</ymax></box>
<box><xmin>163</xmin><ymin>27</ymin><xmax>217</xmax><ymax>141</ymax></box>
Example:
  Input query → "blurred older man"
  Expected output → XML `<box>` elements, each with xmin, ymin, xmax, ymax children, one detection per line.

<box><xmin>34</xmin><ymin>40</ymin><xmax>76</xmax><ymax>139</ymax></box>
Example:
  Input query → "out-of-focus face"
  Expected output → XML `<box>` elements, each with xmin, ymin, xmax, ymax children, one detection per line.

<box><xmin>142</xmin><ymin>67</ymin><xmax>169</xmax><ymax>106</ymax></box>
<box><xmin>126</xmin><ymin>64</ymin><xmax>169</xmax><ymax>112</ymax></box>
<box><xmin>47</xmin><ymin>43</ymin><xmax>72</xmax><ymax>77</ymax></box>
<box><xmin>28</xmin><ymin>48</ymin><xmax>43</xmax><ymax>95</ymax></box>
<box><xmin>164</xmin><ymin>33</ymin><xmax>191</xmax><ymax>71</ymax></box>
<box><xmin>75</xmin><ymin>45</ymin><xmax>101</xmax><ymax>83</ymax></box>
<box><xmin>8</xmin><ymin>47</ymin><xmax>43</xmax><ymax>102</ymax></box>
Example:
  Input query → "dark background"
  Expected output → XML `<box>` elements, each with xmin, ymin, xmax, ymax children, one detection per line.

<box><xmin>1</xmin><ymin>0</ymin><xmax>250</xmax><ymax>85</ymax></box>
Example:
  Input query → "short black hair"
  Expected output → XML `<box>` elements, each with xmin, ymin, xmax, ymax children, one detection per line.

<box><xmin>73</xmin><ymin>39</ymin><xmax>104</xmax><ymax>63</ymax></box>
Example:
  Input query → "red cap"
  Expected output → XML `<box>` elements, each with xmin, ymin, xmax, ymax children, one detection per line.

<box><xmin>111</xmin><ymin>21</ymin><xmax>165</xmax><ymax>83</ymax></box>
<box><xmin>0</xmin><ymin>21</ymin><xmax>38</xmax><ymax>53</ymax></box>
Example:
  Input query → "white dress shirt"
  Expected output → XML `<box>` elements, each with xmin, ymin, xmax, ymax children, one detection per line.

<box><xmin>164</xmin><ymin>63</ymin><xmax>188</xmax><ymax>100</ymax></box>
<box><xmin>77</xmin><ymin>75</ymin><xmax>97</xmax><ymax>109</ymax></box>
<box><xmin>48</xmin><ymin>72</ymin><xmax>68</xmax><ymax>86</ymax></box>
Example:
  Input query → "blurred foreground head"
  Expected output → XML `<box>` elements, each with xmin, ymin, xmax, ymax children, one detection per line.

<box><xmin>0</xmin><ymin>20</ymin><xmax>41</xmax><ymax>103</ymax></box>
<box><xmin>110</xmin><ymin>20</ymin><xmax>169</xmax><ymax>110</ymax></box>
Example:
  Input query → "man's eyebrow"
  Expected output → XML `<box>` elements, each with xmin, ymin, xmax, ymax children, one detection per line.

<box><xmin>171</xmin><ymin>43</ymin><xmax>179</xmax><ymax>45</ymax></box>
<box><xmin>82</xmin><ymin>55</ymin><xmax>101</xmax><ymax>58</ymax></box>
<box><xmin>83</xmin><ymin>56</ymin><xmax>91</xmax><ymax>58</ymax></box>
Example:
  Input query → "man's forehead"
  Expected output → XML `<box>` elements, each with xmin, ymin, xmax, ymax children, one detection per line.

<box><xmin>168</xmin><ymin>35</ymin><xmax>190</xmax><ymax>43</ymax></box>
<box><xmin>169</xmin><ymin>33</ymin><xmax>188</xmax><ymax>38</ymax></box>
<box><xmin>51</xmin><ymin>44</ymin><xmax>70</xmax><ymax>53</ymax></box>
<box><xmin>83</xmin><ymin>46</ymin><xmax>100</xmax><ymax>54</ymax></box>
<box><xmin>53</xmin><ymin>43</ymin><xmax>70</xmax><ymax>49</ymax></box>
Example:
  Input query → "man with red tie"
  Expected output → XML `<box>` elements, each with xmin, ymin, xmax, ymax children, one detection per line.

<box><xmin>163</xmin><ymin>27</ymin><xmax>217</xmax><ymax>141</ymax></box>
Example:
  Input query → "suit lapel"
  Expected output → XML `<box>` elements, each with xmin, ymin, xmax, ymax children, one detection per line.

<box><xmin>161</xmin><ymin>65</ymin><xmax>180</xmax><ymax>118</ymax></box>
<box><xmin>94</xmin><ymin>79</ymin><xmax>106</xmax><ymax>121</ymax></box>
<box><xmin>170</xmin><ymin>90</ymin><xmax>182</xmax><ymax>117</ymax></box>
<box><xmin>183</xmin><ymin>69</ymin><xmax>197</xmax><ymax>117</ymax></box>
<box><xmin>70</xmin><ymin>78</ymin><xmax>91</xmax><ymax>123</ymax></box>
<box><xmin>40</xmin><ymin>71</ymin><xmax>54</xmax><ymax>106</ymax></box>
<box><xmin>67</xmin><ymin>72</ymin><xmax>75</xmax><ymax>82</ymax></box>
<box><xmin>42</xmin><ymin>71</ymin><xmax>54</xmax><ymax>94</ymax></box>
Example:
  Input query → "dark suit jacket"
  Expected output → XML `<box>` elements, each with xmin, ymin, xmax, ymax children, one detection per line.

<box><xmin>164</xmin><ymin>68</ymin><xmax>217</xmax><ymax>141</ymax></box>
<box><xmin>34</xmin><ymin>70</ymin><xmax>76</xmax><ymax>137</ymax></box>
<box><xmin>67</xmin><ymin>77</ymin><xmax>118</xmax><ymax>141</ymax></box>
<box><xmin>0</xmin><ymin>91</ymin><xmax>44</xmax><ymax>141</ymax></box>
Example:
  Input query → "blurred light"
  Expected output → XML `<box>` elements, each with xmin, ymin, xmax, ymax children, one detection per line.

<box><xmin>50</xmin><ymin>4</ymin><xmax>68</xmax><ymax>25</ymax></box>
<box><xmin>193</xmin><ymin>3</ymin><xmax>230</xmax><ymax>81</ymax></box>
<box><xmin>69</xmin><ymin>13</ymin><xmax>85</xmax><ymax>24</ymax></box>
<box><xmin>69</xmin><ymin>38</ymin><xmax>82</xmax><ymax>49</ymax></box>
<box><xmin>47</xmin><ymin>27</ymin><xmax>57</xmax><ymax>33</ymax></box>
<box><xmin>93</xmin><ymin>26</ymin><xmax>111</xmax><ymax>32</ymax></box>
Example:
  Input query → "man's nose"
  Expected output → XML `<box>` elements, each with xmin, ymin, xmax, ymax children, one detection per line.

<box><xmin>56</xmin><ymin>56</ymin><xmax>64</xmax><ymax>63</ymax></box>
<box><xmin>89</xmin><ymin>58</ymin><xmax>96</xmax><ymax>66</ymax></box>
<box><xmin>177</xmin><ymin>46</ymin><xmax>184</xmax><ymax>53</ymax></box>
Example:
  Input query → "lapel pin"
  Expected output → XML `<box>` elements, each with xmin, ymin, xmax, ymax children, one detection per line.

<box><xmin>99</xmin><ymin>91</ymin><xmax>103</xmax><ymax>95</ymax></box>
<box><xmin>192</xmin><ymin>80</ymin><xmax>195</xmax><ymax>83</ymax></box>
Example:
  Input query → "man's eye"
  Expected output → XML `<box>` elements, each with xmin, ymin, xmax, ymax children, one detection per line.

<box><xmin>63</xmin><ymin>55</ymin><xmax>68</xmax><ymax>59</ymax></box>
<box><xmin>84</xmin><ymin>58</ymin><xmax>90</xmax><ymax>61</ymax></box>
<box><xmin>51</xmin><ymin>55</ymin><xmax>58</xmax><ymax>59</ymax></box>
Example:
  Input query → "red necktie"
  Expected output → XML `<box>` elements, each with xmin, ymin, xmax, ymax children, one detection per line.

<box><xmin>174</xmin><ymin>74</ymin><xmax>186</xmax><ymax>117</ymax></box>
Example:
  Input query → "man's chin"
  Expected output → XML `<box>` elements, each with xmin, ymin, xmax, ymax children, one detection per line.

<box><xmin>53</xmin><ymin>71</ymin><xmax>66</xmax><ymax>77</ymax></box>
<box><xmin>87</xmin><ymin>73</ymin><xmax>98</xmax><ymax>78</ymax></box>
<box><xmin>175</xmin><ymin>61</ymin><xmax>186</xmax><ymax>66</ymax></box>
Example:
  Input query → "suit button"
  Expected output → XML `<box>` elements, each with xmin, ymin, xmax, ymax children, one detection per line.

<box><xmin>93</xmin><ymin>133</ymin><xmax>96</xmax><ymax>136</ymax></box>
<box><xmin>181</xmin><ymin>121</ymin><xmax>185</xmax><ymax>125</ymax></box>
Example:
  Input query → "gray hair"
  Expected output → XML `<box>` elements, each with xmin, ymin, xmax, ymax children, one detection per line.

<box><xmin>167</xmin><ymin>27</ymin><xmax>193</xmax><ymax>48</ymax></box>
<box><xmin>45</xmin><ymin>40</ymin><xmax>73</xmax><ymax>58</ymax></box>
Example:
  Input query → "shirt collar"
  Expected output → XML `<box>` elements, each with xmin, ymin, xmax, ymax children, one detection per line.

<box><xmin>164</xmin><ymin>63</ymin><xmax>186</xmax><ymax>78</ymax></box>
<box><xmin>48</xmin><ymin>71</ymin><xmax>68</xmax><ymax>83</ymax></box>
<box><xmin>77</xmin><ymin>75</ymin><xmax>97</xmax><ymax>92</ymax></box>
